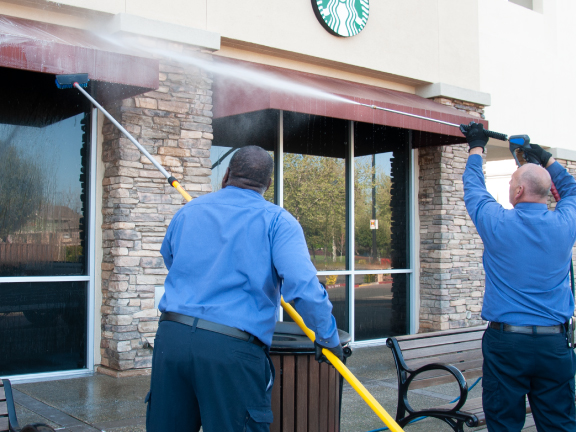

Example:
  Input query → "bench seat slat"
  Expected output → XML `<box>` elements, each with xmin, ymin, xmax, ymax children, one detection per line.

<box><xmin>401</xmin><ymin>340</ymin><xmax>482</xmax><ymax>361</ymax></box>
<box><xmin>0</xmin><ymin>402</ymin><xmax>7</xmax><ymax>417</ymax></box>
<box><xmin>406</xmin><ymin>368</ymin><xmax>483</xmax><ymax>390</ymax></box>
<box><xmin>409</xmin><ymin>360</ymin><xmax>483</xmax><ymax>382</ymax></box>
<box><xmin>398</xmin><ymin>332</ymin><xmax>483</xmax><ymax>351</ymax></box>
<box><xmin>406</xmin><ymin>349</ymin><xmax>483</xmax><ymax>371</ymax></box>
<box><xmin>0</xmin><ymin>387</ymin><xmax>4</xmax><ymax>401</ymax></box>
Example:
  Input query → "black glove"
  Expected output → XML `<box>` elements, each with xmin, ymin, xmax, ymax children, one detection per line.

<box><xmin>314</xmin><ymin>341</ymin><xmax>344</xmax><ymax>366</ymax></box>
<box><xmin>522</xmin><ymin>143</ymin><xmax>552</xmax><ymax>167</ymax></box>
<box><xmin>460</xmin><ymin>121</ymin><xmax>488</xmax><ymax>152</ymax></box>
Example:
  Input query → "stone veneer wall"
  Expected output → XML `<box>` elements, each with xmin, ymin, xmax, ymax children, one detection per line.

<box><xmin>98</xmin><ymin>49</ymin><xmax>213</xmax><ymax>375</ymax></box>
<box><xmin>418</xmin><ymin>98</ymin><xmax>486</xmax><ymax>332</ymax></box>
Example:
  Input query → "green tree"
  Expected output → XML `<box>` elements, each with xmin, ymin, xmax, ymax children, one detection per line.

<box><xmin>354</xmin><ymin>157</ymin><xmax>392</xmax><ymax>264</ymax></box>
<box><xmin>282</xmin><ymin>154</ymin><xmax>346</xmax><ymax>269</ymax></box>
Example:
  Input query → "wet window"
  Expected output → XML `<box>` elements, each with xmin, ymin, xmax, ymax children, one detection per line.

<box><xmin>211</xmin><ymin>109</ymin><xmax>411</xmax><ymax>339</ymax></box>
<box><xmin>0</xmin><ymin>281</ymin><xmax>87</xmax><ymax>375</ymax></box>
<box><xmin>0</xmin><ymin>113</ymin><xmax>90</xmax><ymax>276</ymax></box>
<box><xmin>0</xmin><ymin>67</ymin><xmax>91</xmax><ymax>375</ymax></box>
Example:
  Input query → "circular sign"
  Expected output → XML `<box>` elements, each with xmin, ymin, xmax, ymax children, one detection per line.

<box><xmin>312</xmin><ymin>0</ymin><xmax>369</xmax><ymax>37</ymax></box>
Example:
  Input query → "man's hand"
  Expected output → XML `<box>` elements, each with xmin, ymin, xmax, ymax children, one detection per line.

<box><xmin>460</xmin><ymin>121</ymin><xmax>489</xmax><ymax>153</ymax></box>
<box><xmin>314</xmin><ymin>341</ymin><xmax>344</xmax><ymax>366</ymax></box>
<box><xmin>522</xmin><ymin>144</ymin><xmax>553</xmax><ymax>168</ymax></box>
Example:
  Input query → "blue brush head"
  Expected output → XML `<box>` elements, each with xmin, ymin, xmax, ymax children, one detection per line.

<box><xmin>55</xmin><ymin>73</ymin><xmax>89</xmax><ymax>89</ymax></box>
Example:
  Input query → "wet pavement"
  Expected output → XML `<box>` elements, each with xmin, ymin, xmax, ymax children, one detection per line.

<box><xmin>11</xmin><ymin>343</ymin><xmax>545</xmax><ymax>432</ymax></box>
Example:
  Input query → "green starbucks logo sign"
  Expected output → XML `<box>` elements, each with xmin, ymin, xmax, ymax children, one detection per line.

<box><xmin>312</xmin><ymin>0</ymin><xmax>369</xmax><ymax>37</ymax></box>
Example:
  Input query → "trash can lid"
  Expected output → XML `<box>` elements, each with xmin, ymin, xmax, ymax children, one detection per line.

<box><xmin>270</xmin><ymin>321</ymin><xmax>351</xmax><ymax>353</ymax></box>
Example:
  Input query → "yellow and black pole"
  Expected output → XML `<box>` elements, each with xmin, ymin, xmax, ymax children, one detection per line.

<box><xmin>56</xmin><ymin>73</ymin><xmax>405</xmax><ymax>432</ymax></box>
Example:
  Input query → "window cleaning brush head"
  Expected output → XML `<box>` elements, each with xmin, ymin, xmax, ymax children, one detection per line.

<box><xmin>55</xmin><ymin>73</ymin><xmax>90</xmax><ymax>89</ymax></box>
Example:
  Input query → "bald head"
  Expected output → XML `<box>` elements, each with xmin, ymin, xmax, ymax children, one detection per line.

<box><xmin>509</xmin><ymin>163</ymin><xmax>551</xmax><ymax>206</ymax></box>
<box><xmin>223</xmin><ymin>146</ymin><xmax>273</xmax><ymax>194</ymax></box>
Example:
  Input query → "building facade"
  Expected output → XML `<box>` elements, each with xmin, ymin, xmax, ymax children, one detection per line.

<box><xmin>0</xmin><ymin>0</ymin><xmax>575</xmax><ymax>379</ymax></box>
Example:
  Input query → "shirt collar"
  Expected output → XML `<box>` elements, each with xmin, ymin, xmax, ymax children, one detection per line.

<box><xmin>224</xmin><ymin>185</ymin><xmax>265</xmax><ymax>199</ymax></box>
<box><xmin>514</xmin><ymin>202</ymin><xmax>548</xmax><ymax>210</ymax></box>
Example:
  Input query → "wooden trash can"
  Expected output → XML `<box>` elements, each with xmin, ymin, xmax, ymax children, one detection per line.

<box><xmin>269</xmin><ymin>322</ymin><xmax>352</xmax><ymax>432</ymax></box>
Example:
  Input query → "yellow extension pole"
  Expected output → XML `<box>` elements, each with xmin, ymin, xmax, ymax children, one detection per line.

<box><xmin>281</xmin><ymin>298</ymin><xmax>405</xmax><ymax>432</ymax></box>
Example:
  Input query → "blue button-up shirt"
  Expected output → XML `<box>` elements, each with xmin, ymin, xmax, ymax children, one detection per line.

<box><xmin>159</xmin><ymin>185</ymin><xmax>339</xmax><ymax>347</ymax></box>
<box><xmin>463</xmin><ymin>155</ymin><xmax>576</xmax><ymax>326</ymax></box>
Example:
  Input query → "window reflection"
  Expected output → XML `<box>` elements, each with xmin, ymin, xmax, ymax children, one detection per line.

<box><xmin>0</xmin><ymin>281</ymin><xmax>87</xmax><ymax>375</ymax></box>
<box><xmin>354</xmin><ymin>153</ymin><xmax>393</xmax><ymax>270</ymax></box>
<box><xmin>283</xmin><ymin>112</ymin><xmax>348</xmax><ymax>272</ymax></box>
<box><xmin>354</xmin><ymin>273</ymin><xmax>407</xmax><ymax>340</ymax></box>
<box><xmin>0</xmin><ymin>113</ymin><xmax>89</xmax><ymax>276</ymax></box>
<box><xmin>283</xmin><ymin>154</ymin><xmax>346</xmax><ymax>271</ymax></box>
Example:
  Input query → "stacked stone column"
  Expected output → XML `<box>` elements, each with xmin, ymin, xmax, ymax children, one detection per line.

<box><xmin>418</xmin><ymin>99</ymin><xmax>486</xmax><ymax>332</ymax></box>
<box><xmin>99</xmin><ymin>48</ymin><xmax>213</xmax><ymax>375</ymax></box>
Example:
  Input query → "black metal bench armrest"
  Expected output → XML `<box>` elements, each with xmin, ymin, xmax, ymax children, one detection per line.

<box><xmin>386</xmin><ymin>337</ymin><xmax>477</xmax><ymax>432</ymax></box>
<box><xmin>405</xmin><ymin>362</ymin><xmax>469</xmax><ymax>413</ymax></box>
<box><xmin>2</xmin><ymin>379</ymin><xmax>20</xmax><ymax>432</ymax></box>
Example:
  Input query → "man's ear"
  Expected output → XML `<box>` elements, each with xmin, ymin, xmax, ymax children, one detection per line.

<box><xmin>222</xmin><ymin>168</ymin><xmax>230</xmax><ymax>189</ymax></box>
<box><xmin>264</xmin><ymin>177</ymin><xmax>272</xmax><ymax>193</ymax></box>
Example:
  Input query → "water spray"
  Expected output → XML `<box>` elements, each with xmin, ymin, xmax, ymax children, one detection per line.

<box><xmin>54</xmin><ymin>72</ymin><xmax>406</xmax><ymax>432</ymax></box>
<box><xmin>356</xmin><ymin>102</ymin><xmax>509</xmax><ymax>141</ymax></box>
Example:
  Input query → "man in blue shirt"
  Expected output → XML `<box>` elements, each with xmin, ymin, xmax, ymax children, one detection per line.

<box><xmin>462</xmin><ymin>122</ymin><xmax>576</xmax><ymax>431</ymax></box>
<box><xmin>146</xmin><ymin>146</ymin><xmax>343</xmax><ymax>432</ymax></box>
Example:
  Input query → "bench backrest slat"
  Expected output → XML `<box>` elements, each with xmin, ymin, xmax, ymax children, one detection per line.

<box><xmin>394</xmin><ymin>326</ymin><xmax>486</xmax><ymax>342</ymax></box>
<box><xmin>0</xmin><ymin>417</ymin><xmax>8</xmax><ymax>432</ymax></box>
<box><xmin>400</xmin><ymin>340</ymin><xmax>482</xmax><ymax>361</ymax></box>
<box><xmin>398</xmin><ymin>331</ymin><xmax>483</xmax><ymax>351</ymax></box>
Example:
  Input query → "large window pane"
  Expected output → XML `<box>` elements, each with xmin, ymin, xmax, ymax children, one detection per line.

<box><xmin>0</xmin><ymin>113</ymin><xmax>90</xmax><ymax>276</ymax></box>
<box><xmin>283</xmin><ymin>112</ymin><xmax>348</xmax><ymax>271</ymax></box>
<box><xmin>0</xmin><ymin>281</ymin><xmax>87</xmax><ymax>375</ymax></box>
<box><xmin>354</xmin><ymin>273</ymin><xmax>407</xmax><ymax>340</ymax></box>
<box><xmin>354</xmin><ymin>123</ymin><xmax>409</xmax><ymax>270</ymax></box>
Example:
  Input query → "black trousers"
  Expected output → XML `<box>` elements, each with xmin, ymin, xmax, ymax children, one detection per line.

<box><xmin>146</xmin><ymin>320</ymin><xmax>275</xmax><ymax>432</ymax></box>
<box><xmin>482</xmin><ymin>326</ymin><xmax>576</xmax><ymax>432</ymax></box>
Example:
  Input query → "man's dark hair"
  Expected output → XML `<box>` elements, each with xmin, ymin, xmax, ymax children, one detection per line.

<box><xmin>227</xmin><ymin>146</ymin><xmax>273</xmax><ymax>194</ymax></box>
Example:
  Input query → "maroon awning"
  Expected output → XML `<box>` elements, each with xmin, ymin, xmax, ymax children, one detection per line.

<box><xmin>0</xmin><ymin>14</ymin><xmax>158</xmax><ymax>94</ymax></box>
<box><xmin>213</xmin><ymin>58</ymin><xmax>487</xmax><ymax>147</ymax></box>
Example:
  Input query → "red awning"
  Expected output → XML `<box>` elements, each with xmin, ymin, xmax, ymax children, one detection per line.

<box><xmin>213</xmin><ymin>58</ymin><xmax>487</xmax><ymax>147</ymax></box>
<box><xmin>0</xmin><ymin>15</ymin><xmax>158</xmax><ymax>94</ymax></box>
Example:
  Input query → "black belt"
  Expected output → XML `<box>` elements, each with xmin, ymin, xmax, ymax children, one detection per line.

<box><xmin>489</xmin><ymin>322</ymin><xmax>565</xmax><ymax>334</ymax></box>
<box><xmin>160</xmin><ymin>312</ymin><xmax>265</xmax><ymax>348</ymax></box>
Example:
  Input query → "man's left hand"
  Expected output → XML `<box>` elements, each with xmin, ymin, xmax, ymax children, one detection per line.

<box><xmin>314</xmin><ymin>341</ymin><xmax>344</xmax><ymax>366</ymax></box>
<box><xmin>460</xmin><ymin>121</ymin><xmax>489</xmax><ymax>153</ymax></box>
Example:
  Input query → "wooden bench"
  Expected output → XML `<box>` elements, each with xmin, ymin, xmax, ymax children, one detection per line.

<box><xmin>1</xmin><ymin>379</ymin><xmax>20</xmax><ymax>432</ymax></box>
<box><xmin>386</xmin><ymin>325</ymin><xmax>533</xmax><ymax>432</ymax></box>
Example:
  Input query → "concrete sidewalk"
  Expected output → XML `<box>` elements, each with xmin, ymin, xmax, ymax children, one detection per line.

<box><xmin>11</xmin><ymin>344</ymin><xmax>540</xmax><ymax>432</ymax></box>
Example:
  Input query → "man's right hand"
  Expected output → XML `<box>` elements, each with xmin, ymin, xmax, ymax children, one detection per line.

<box><xmin>522</xmin><ymin>144</ymin><xmax>552</xmax><ymax>167</ymax></box>
<box><xmin>314</xmin><ymin>341</ymin><xmax>344</xmax><ymax>365</ymax></box>
<box><xmin>460</xmin><ymin>121</ymin><xmax>489</xmax><ymax>153</ymax></box>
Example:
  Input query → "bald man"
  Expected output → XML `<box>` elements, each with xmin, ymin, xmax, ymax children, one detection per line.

<box><xmin>462</xmin><ymin>122</ymin><xmax>576</xmax><ymax>432</ymax></box>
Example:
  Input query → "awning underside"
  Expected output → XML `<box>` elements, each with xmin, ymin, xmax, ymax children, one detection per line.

<box><xmin>213</xmin><ymin>59</ymin><xmax>487</xmax><ymax>148</ymax></box>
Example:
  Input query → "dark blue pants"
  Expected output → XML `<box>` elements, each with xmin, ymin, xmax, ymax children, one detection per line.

<box><xmin>146</xmin><ymin>320</ymin><xmax>275</xmax><ymax>432</ymax></box>
<box><xmin>482</xmin><ymin>327</ymin><xmax>576</xmax><ymax>432</ymax></box>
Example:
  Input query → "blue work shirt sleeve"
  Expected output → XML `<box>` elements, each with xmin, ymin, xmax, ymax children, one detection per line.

<box><xmin>271</xmin><ymin>213</ymin><xmax>340</xmax><ymax>348</ymax></box>
<box><xmin>463</xmin><ymin>154</ymin><xmax>502</xmax><ymax>236</ymax></box>
<box><xmin>549</xmin><ymin>161</ymin><xmax>576</xmax><ymax>213</ymax></box>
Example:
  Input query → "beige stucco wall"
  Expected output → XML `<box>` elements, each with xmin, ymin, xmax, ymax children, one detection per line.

<box><xmin>479</xmin><ymin>0</ymin><xmax>576</xmax><ymax>153</ymax></box>
<box><xmin>1</xmin><ymin>0</ymin><xmax>482</xmax><ymax>91</ymax></box>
